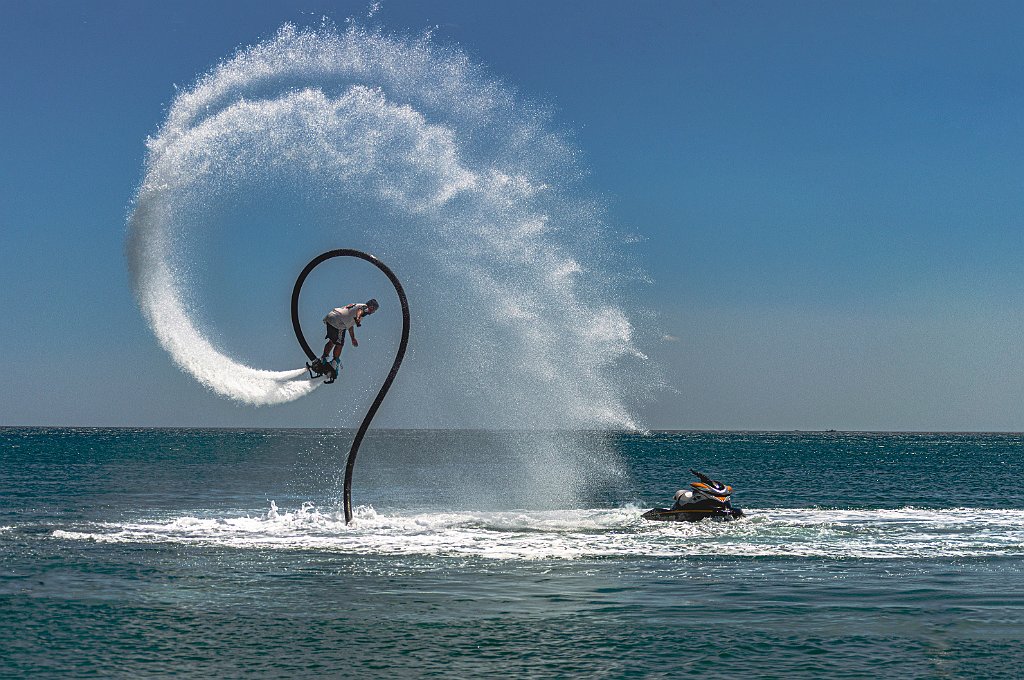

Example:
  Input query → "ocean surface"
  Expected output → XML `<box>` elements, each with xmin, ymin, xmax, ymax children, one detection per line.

<box><xmin>2</xmin><ymin>428</ymin><xmax>1023</xmax><ymax>678</ymax></box>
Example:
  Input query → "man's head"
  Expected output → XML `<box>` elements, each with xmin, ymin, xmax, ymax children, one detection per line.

<box><xmin>365</xmin><ymin>299</ymin><xmax>379</xmax><ymax>314</ymax></box>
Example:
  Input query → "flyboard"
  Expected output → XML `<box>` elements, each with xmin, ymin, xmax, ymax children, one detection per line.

<box><xmin>306</xmin><ymin>358</ymin><xmax>340</xmax><ymax>384</ymax></box>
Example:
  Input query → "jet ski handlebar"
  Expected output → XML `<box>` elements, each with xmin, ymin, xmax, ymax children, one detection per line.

<box><xmin>689</xmin><ymin>469</ymin><xmax>716</xmax><ymax>485</ymax></box>
<box><xmin>689</xmin><ymin>469</ymin><xmax>730</xmax><ymax>495</ymax></box>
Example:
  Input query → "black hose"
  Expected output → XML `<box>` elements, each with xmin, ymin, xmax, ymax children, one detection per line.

<box><xmin>291</xmin><ymin>249</ymin><xmax>410</xmax><ymax>523</ymax></box>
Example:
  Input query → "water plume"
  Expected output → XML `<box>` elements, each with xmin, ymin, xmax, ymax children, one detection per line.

<box><xmin>126</xmin><ymin>23</ymin><xmax>651</xmax><ymax>500</ymax></box>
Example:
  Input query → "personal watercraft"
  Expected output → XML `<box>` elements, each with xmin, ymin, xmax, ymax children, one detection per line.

<box><xmin>642</xmin><ymin>469</ymin><xmax>744</xmax><ymax>522</ymax></box>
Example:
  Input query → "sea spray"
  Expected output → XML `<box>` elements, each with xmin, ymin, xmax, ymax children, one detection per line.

<box><xmin>126</xmin><ymin>24</ymin><xmax>651</xmax><ymax>503</ymax></box>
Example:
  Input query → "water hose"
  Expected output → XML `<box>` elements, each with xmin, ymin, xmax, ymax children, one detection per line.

<box><xmin>291</xmin><ymin>249</ymin><xmax>410</xmax><ymax>523</ymax></box>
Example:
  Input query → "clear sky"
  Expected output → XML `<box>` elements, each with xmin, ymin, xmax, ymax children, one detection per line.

<box><xmin>2</xmin><ymin>0</ymin><xmax>1023</xmax><ymax>430</ymax></box>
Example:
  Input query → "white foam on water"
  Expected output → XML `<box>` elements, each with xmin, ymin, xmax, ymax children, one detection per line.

<box><xmin>51</xmin><ymin>505</ymin><xmax>1024</xmax><ymax>561</ymax></box>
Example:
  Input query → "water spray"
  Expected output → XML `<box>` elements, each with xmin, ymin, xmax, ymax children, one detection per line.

<box><xmin>127</xmin><ymin>23</ymin><xmax>648</xmax><ymax>509</ymax></box>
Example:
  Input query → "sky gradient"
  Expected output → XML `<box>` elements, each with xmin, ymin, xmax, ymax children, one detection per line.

<box><xmin>2</xmin><ymin>1</ymin><xmax>1023</xmax><ymax>430</ymax></box>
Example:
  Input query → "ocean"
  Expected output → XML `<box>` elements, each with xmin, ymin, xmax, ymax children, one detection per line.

<box><xmin>2</xmin><ymin>428</ymin><xmax>1023</xmax><ymax>677</ymax></box>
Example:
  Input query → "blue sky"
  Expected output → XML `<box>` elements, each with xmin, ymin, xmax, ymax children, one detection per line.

<box><xmin>2</xmin><ymin>1</ymin><xmax>1023</xmax><ymax>430</ymax></box>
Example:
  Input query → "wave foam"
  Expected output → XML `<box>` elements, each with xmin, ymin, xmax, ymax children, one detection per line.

<box><xmin>51</xmin><ymin>504</ymin><xmax>1024</xmax><ymax>561</ymax></box>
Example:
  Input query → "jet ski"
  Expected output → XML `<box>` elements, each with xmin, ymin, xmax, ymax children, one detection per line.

<box><xmin>642</xmin><ymin>469</ymin><xmax>744</xmax><ymax>522</ymax></box>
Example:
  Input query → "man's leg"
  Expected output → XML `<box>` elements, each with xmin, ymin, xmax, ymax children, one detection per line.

<box><xmin>330</xmin><ymin>330</ymin><xmax>346</xmax><ymax>367</ymax></box>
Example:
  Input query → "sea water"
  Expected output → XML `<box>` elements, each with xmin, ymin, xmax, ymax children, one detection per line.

<box><xmin>2</xmin><ymin>428</ymin><xmax>1023</xmax><ymax>677</ymax></box>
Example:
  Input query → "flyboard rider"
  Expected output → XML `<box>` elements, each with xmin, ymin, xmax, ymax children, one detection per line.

<box><xmin>312</xmin><ymin>299</ymin><xmax>378</xmax><ymax>383</ymax></box>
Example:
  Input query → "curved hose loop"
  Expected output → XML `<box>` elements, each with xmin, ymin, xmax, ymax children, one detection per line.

<box><xmin>291</xmin><ymin>249</ymin><xmax>411</xmax><ymax>523</ymax></box>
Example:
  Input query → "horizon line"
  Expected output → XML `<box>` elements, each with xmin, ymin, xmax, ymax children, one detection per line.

<box><xmin>2</xmin><ymin>425</ymin><xmax>1023</xmax><ymax>435</ymax></box>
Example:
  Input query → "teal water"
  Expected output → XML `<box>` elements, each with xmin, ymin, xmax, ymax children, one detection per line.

<box><xmin>2</xmin><ymin>428</ymin><xmax>1023</xmax><ymax>677</ymax></box>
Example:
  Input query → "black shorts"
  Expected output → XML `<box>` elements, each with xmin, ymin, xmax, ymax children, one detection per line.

<box><xmin>325</xmin><ymin>324</ymin><xmax>347</xmax><ymax>346</ymax></box>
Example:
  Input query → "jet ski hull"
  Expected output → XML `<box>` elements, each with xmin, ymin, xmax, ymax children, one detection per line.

<box><xmin>642</xmin><ymin>506</ymin><xmax>744</xmax><ymax>522</ymax></box>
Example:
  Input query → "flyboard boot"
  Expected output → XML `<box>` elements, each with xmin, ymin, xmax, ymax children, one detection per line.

<box><xmin>306</xmin><ymin>356</ymin><xmax>341</xmax><ymax>384</ymax></box>
<box><xmin>306</xmin><ymin>357</ymin><xmax>328</xmax><ymax>379</ymax></box>
<box><xmin>324</xmin><ymin>357</ymin><xmax>341</xmax><ymax>384</ymax></box>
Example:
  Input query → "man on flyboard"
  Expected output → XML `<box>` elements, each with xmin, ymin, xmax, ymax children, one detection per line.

<box><xmin>307</xmin><ymin>298</ymin><xmax>379</xmax><ymax>384</ymax></box>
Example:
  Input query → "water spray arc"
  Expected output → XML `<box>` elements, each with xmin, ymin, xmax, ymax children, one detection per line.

<box><xmin>291</xmin><ymin>249</ymin><xmax>411</xmax><ymax>523</ymax></box>
<box><xmin>127</xmin><ymin>26</ymin><xmax>644</xmax><ymax>512</ymax></box>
